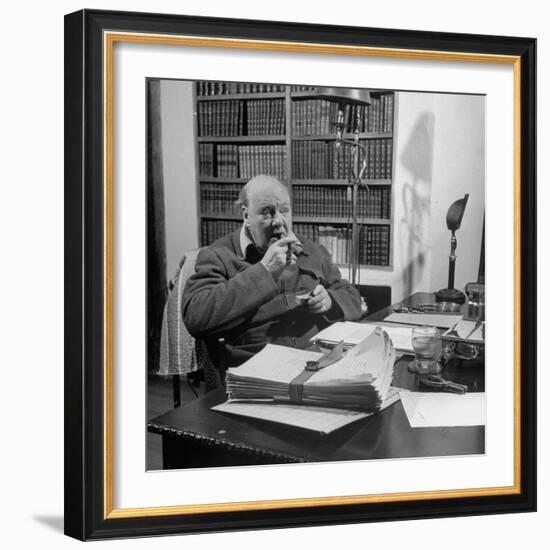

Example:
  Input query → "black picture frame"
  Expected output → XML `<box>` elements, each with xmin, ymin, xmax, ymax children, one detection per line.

<box><xmin>64</xmin><ymin>8</ymin><xmax>536</xmax><ymax>541</ymax></box>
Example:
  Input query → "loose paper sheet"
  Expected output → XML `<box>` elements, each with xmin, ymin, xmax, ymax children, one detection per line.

<box><xmin>399</xmin><ymin>391</ymin><xmax>486</xmax><ymax>427</ymax></box>
<box><xmin>443</xmin><ymin>319</ymin><xmax>485</xmax><ymax>341</ymax></box>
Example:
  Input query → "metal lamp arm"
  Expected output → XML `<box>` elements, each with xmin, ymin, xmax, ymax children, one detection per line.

<box><xmin>337</xmin><ymin>138</ymin><xmax>370</xmax><ymax>183</ymax></box>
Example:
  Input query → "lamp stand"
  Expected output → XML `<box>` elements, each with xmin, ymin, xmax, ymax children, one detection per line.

<box><xmin>435</xmin><ymin>230</ymin><xmax>466</xmax><ymax>304</ymax></box>
<box><xmin>334</xmin><ymin>108</ymin><xmax>368</xmax><ymax>287</ymax></box>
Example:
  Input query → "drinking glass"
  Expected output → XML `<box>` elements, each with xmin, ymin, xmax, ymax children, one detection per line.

<box><xmin>409</xmin><ymin>325</ymin><xmax>442</xmax><ymax>375</ymax></box>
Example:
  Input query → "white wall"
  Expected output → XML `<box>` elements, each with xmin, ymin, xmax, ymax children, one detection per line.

<box><xmin>348</xmin><ymin>91</ymin><xmax>486</xmax><ymax>303</ymax></box>
<box><xmin>159</xmin><ymin>80</ymin><xmax>199</xmax><ymax>280</ymax></box>
<box><xmin>1</xmin><ymin>1</ymin><xmax>546</xmax><ymax>550</ymax></box>
<box><xmin>429</xmin><ymin>94</ymin><xmax>485</xmax><ymax>292</ymax></box>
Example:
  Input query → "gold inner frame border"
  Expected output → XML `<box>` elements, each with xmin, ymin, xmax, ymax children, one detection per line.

<box><xmin>102</xmin><ymin>30</ymin><xmax>522</xmax><ymax>520</ymax></box>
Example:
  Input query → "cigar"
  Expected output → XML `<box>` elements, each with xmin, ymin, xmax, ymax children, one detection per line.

<box><xmin>286</xmin><ymin>244</ymin><xmax>292</xmax><ymax>264</ymax></box>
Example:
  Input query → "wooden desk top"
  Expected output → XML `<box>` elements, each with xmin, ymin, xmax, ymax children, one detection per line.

<box><xmin>149</xmin><ymin>357</ymin><xmax>484</xmax><ymax>465</ymax></box>
<box><xmin>149</xmin><ymin>292</ymin><xmax>484</xmax><ymax>466</ymax></box>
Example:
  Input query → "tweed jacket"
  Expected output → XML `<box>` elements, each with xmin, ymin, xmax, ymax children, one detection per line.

<box><xmin>182</xmin><ymin>229</ymin><xmax>362</xmax><ymax>368</ymax></box>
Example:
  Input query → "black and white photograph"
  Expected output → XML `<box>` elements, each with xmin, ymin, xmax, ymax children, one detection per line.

<box><xmin>58</xmin><ymin>6</ymin><xmax>535</xmax><ymax>542</ymax></box>
<box><xmin>146</xmin><ymin>78</ymin><xmax>487</xmax><ymax>470</ymax></box>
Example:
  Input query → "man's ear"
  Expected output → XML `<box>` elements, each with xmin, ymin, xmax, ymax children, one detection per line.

<box><xmin>241</xmin><ymin>205</ymin><xmax>249</xmax><ymax>224</ymax></box>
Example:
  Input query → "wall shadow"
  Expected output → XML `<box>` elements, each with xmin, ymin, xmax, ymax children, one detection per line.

<box><xmin>398</xmin><ymin>111</ymin><xmax>435</xmax><ymax>297</ymax></box>
<box><xmin>32</xmin><ymin>515</ymin><xmax>64</xmax><ymax>533</ymax></box>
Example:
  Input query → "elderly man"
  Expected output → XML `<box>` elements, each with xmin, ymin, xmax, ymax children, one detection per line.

<box><xmin>182</xmin><ymin>175</ymin><xmax>362</xmax><ymax>368</ymax></box>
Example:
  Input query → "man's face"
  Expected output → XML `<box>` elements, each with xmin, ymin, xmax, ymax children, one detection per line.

<box><xmin>243</xmin><ymin>184</ymin><xmax>292</xmax><ymax>252</ymax></box>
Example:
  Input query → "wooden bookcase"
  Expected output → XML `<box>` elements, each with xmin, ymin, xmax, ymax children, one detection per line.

<box><xmin>195</xmin><ymin>81</ymin><xmax>395</xmax><ymax>269</ymax></box>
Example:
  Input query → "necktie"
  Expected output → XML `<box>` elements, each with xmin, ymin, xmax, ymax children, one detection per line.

<box><xmin>244</xmin><ymin>244</ymin><xmax>263</xmax><ymax>264</ymax></box>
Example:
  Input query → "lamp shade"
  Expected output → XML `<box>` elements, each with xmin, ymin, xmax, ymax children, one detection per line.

<box><xmin>446</xmin><ymin>194</ymin><xmax>469</xmax><ymax>231</ymax></box>
<box><xmin>312</xmin><ymin>87</ymin><xmax>372</xmax><ymax>106</ymax></box>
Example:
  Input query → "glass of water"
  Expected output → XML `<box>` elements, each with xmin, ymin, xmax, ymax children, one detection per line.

<box><xmin>409</xmin><ymin>325</ymin><xmax>442</xmax><ymax>375</ymax></box>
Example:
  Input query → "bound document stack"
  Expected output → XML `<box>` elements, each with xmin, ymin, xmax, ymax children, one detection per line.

<box><xmin>225</xmin><ymin>327</ymin><xmax>395</xmax><ymax>413</ymax></box>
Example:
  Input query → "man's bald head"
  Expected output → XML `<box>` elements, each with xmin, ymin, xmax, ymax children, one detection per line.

<box><xmin>238</xmin><ymin>175</ymin><xmax>293</xmax><ymax>251</ymax></box>
<box><xmin>237</xmin><ymin>175</ymin><xmax>289</xmax><ymax>208</ymax></box>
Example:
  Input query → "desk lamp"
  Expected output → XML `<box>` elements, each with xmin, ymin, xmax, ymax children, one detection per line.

<box><xmin>312</xmin><ymin>87</ymin><xmax>372</xmax><ymax>285</ymax></box>
<box><xmin>435</xmin><ymin>194</ymin><xmax>469</xmax><ymax>304</ymax></box>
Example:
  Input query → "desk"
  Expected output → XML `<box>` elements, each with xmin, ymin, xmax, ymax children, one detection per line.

<box><xmin>148</xmin><ymin>292</ymin><xmax>484</xmax><ymax>469</ymax></box>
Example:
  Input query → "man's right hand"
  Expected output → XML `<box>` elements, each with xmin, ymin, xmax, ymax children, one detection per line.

<box><xmin>260</xmin><ymin>236</ymin><xmax>299</xmax><ymax>277</ymax></box>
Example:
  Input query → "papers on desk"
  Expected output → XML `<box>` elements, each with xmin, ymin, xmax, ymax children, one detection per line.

<box><xmin>212</xmin><ymin>388</ymin><xmax>401</xmax><ymax>434</ymax></box>
<box><xmin>384</xmin><ymin>313</ymin><xmax>463</xmax><ymax>329</ymax></box>
<box><xmin>399</xmin><ymin>391</ymin><xmax>486</xmax><ymax>427</ymax></box>
<box><xmin>442</xmin><ymin>319</ymin><xmax>485</xmax><ymax>342</ymax></box>
<box><xmin>311</xmin><ymin>321</ymin><xmax>414</xmax><ymax>353</ymax></box>
<box><xmin>225</xmin><ymin>328</ymin><xmax>396</xmax><ymax>413</ymax></box>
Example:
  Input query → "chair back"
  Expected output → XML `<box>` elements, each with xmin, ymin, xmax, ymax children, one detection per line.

<box><xmin>158</xmin><ymin>249</ymin><xmax>201</xmax><ymax>377</ymax></box>
<box><xmin>158</xmin><ymin>250</ymin><xmax>223</xmax><ymax>391</ymax></box>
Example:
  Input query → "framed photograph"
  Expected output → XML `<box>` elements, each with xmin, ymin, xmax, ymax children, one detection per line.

<box><xmin>64</xmin><ymin>9</ymin><xmax>536</xmax><ymax>540</ymax></box>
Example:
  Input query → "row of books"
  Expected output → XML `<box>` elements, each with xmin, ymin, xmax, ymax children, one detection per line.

<box><xmin>200</xmin><ymin>183</ymin><xmax>242</xmax><ymax>216</ymax></box>
<box><xmin>197</xmin><ymin>91</ymin><xmax>392</xmax><ymax>136</ymax></box>
<box><xmin>200</xmin><ymin>219</ymin><xmax>242</xmax><ymax>246</ymax></box>
<box><xmin>293</xmin><ymin>223</ymin><xmax>321</xmax><ymax>242</ymax></box>
<box><xmin>298</xmin><ymin>223</ymin><xmax>391</xmax><ymax>267</ymax></box>
<box><xmin>216</xmin><ymin>145</ymin><xmax>240</xmax><ymax>178</ymax></box>
<box><xmin>367</xmin><ymin>95</ymin><xmax>394</xmax><ymax>133</ymax></box>
<box><xmin>291</xmin><ymin>139</ymin><xmax>393</xmax><ymax>179</ymax></box>
<box><xmin>198</xmin><ymin>101</ymin><xmax>244</xmax><ymax>137</ymax></box>
<box><xmin>359</xmin><ymin>224</ymin><xmax>391</xmax><ymax>266</ymax></box>
<box><xmin>197</xmin><ymin>81</ymin><xmax>286</xmax><ymax>96</ymax></box>
<box><xmin>238</xmin><ymin>145</ymin><xmax>286</xmax><ymax>179</ymax></box>
<box><xmin>291</xmin><ymin>95</ymin><xmax>393</xmax><ymax>135</ymax></box>
<box><xmin>293</xmin><ymin>186</ymin><xmax>391</xmax><ymax>219</ymax></box>
<box><xmin>198</xmin><ymin>183</ymin><xmax>391</xmax><ymax>220</ymax></box>
<box><xmin>199</xmin><ymin>144</ymin><xmax>287</xmax><ymax>179</ymax></box>
<box><xmin>318</xmin><ymin>226</ymin><xmax>351</xmax><ymax>265</ymax></box>
<box><xmin>198</xmin><ymin>143</ymin><xmax>215</xmax><ymax>177</ymax></box>
<box><xmin>246</xmin><ymin>99</ymin><xmax>285</xmax><ymax>135</ymax></box>
<box><xmin>199</xmin><ymin>218</ymin><xmax>391</xmax><ymax>266</ymax></box>
<box><xmin>198</xmin><ymin>99</ymin><xmax>287</xmax><ymax>137</ymax></box>
<box><xmin>290</xmin><ymin>85</ymin><xmax>316</xmax><ymax>92</ymax></box>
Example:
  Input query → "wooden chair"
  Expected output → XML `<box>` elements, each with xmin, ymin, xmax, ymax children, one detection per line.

<box><xmin>157</xmin><ymin>249</ymin><xmax>224</xmax><ymax>407</ymax></box>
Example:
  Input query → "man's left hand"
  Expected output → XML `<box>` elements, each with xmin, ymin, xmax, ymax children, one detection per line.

<box><xmin>306</xmin><ymin>284</ymin><xmax>332</xmax><ymax>314</ymax></box>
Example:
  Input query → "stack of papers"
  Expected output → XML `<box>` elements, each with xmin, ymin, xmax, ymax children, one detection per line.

<box><xmin>225</xmin><ymin>328</ymin><xmax>396</xmax><ymax>413</ymax></box>
<box><xmin>213</xmin><ymin>387</ymin><xmax>401</xmax><ymax>434</ymax></box>
<box><xmin>311</xmin><ymin>321</ymin><xmax>414</xmax><ymax>353</ymax></box>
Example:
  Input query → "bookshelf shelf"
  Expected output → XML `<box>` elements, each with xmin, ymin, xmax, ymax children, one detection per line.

<box><xmin>198</xmin><ymin>92</ymin><xmax>286</xmax><ymax>101</ymax></box>
<box><xmin>199</xmin><ymin>214</ymin><xmax>386</xmax><ymax>225</ymax></box>
<box><xmin>195</xmin><ymin>81</ymin><xmax>395</xmax><ymax>268</ymax></box>
<box><xmin>198</xmin><ymin>135</ymin><xmax>286</xmax><ymax>143</ymax></box>
<box><xmin>291</xmin><ymin>132</ymin><xmax>392</xmax><ymax>141</ymax></box>
<box><xmin>199</xmin><ymin>177</ymin><xmax>249</xmax><ymax>184</ymax></box>
<box><xmin>294</xmin><ymin>216</ymin><xmax>391</xmax><ymax>225</ymax></box>
<box><xmin>201</xmin><ymin>213</ymin><xmax>242</xmax><ymax>221</ymax></box>
<box><xmin>291</xmin><ymin>179</ymin><xmax>392</xmax><ymax>186</ymax></box>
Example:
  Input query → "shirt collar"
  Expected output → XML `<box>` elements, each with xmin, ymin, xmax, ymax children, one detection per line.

<box><xmin>239</xmin><ymin>224</ymin><xmax>254</xmax><ymax>259</ymax></box>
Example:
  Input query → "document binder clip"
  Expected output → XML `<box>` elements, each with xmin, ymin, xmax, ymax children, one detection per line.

<box><xmin>305</xmin><ymin>340</ymin><xmax>345</xmax><ymax>371</ymax></box>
